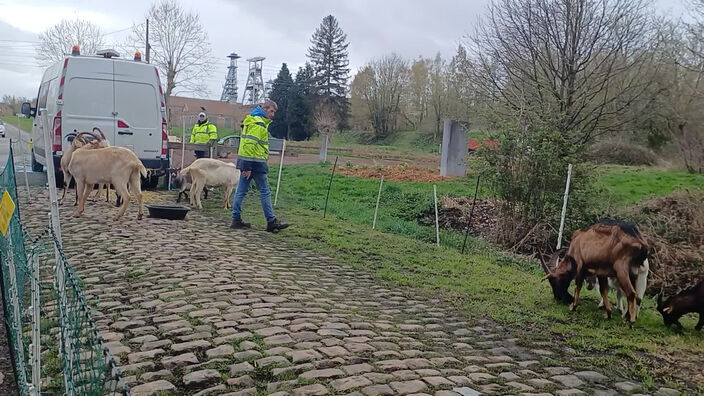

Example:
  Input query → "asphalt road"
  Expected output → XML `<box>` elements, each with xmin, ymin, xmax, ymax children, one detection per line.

<box><xmin>0</xmin><ymin>122</ymin><xmax>32</xmax><ymax>173</ymax></box>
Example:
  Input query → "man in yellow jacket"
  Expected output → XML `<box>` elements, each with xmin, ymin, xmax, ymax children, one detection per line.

<box><xmin>230</xmin><ymin>100</ymin><xmax>289</xmax><ymax>232</ymax></box>
<box><xmin>190</xmin><ymin>111</ymin><xmax>218</xmax><ymax>158</ymax></box>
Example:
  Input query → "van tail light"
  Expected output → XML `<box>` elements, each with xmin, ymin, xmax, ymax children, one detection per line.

<box><xmin>161</xmin><ymin>121</ymin><xmax>168</xmax><ymax>156</ymax></box>
<box><xmin>52</xmin><ymin>115</ymin><xmax>62</xmax><ymax>151</ymax></box>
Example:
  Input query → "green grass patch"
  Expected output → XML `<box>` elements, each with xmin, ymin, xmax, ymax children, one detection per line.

<box><xmin>263</xmin><ymin>163</ymin><xmax>490</xmax><ymax>251</ymax></box>
<box><xmin>0</xmin><ymin>115</ymin><xmax>33</xmax><ymax>133</ymax></box>
<box><xmin>598</xmin><ymin>165</ymin><xmax>704</xmax><ymax>206</ymax></box>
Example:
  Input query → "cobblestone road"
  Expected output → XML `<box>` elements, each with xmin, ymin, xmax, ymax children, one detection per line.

<box><xmin>21</xmin><ymin>189</ymin><xmax>681</xmax><ymax>396</ymax></box>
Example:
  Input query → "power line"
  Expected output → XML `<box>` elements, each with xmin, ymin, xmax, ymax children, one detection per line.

<box><xmin>0</xmin><ymin>39</ymin><xmax>40</xmax><ymax>43</ymax></box>
<box><xmin>103</xmin><ymin>23</ymin><xmax>142</xmax><ymax>36</ymax></box>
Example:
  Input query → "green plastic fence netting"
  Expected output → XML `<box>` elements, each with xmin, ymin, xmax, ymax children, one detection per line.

<box><xmin>0</xmin><ymin>148</ymin><xmax>128</xmax><ymax>395</ymax></box>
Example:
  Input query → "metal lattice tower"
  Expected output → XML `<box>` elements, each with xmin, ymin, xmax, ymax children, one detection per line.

<box><xmin>220</xmin><ymin>52</ymin><xmax>241</xmax><ymax>103</ymax></box>
<box><xmin>242</xmin><ymin>57</ymin><xmax>266</xmax><ymax>105</ymax></box>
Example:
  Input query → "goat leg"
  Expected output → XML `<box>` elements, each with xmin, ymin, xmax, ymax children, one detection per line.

<box><xmin>570</xmin><ymin>273</ymin><xmax>584</xmax><ymax>312</ymax></box>
<box><xmin>696</xmin><ymin>314</ymin><xmax>703</xmax><ymax>331</ymax></box>
<box><xmin>73</xmin><ymin>179</ymin><xmax>87</xmax><ymax>217</ymax></box>
<box><xmin>598</xmin><ymin>276</ymin><xmax>612</xmax><ymax>319</ymax></box>
<box><xmin>616</xmin><ymin>265</ymin><xmax>638</xmax><ymax>324</ymax></box>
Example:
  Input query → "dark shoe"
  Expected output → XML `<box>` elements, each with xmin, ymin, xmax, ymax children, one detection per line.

<box><xmin>266</xmin><ymin>218</ymin><xmax>289</xmax><ymax>232</ymax></box>
<box><xmin>230</xmin><ymin>218</ymin><xmax>251</xmax><ymax>229</ymax></box>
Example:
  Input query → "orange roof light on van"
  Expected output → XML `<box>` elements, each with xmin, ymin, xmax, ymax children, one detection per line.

<box><xmin>71</xmin><ymin>45</ymin><xmax>80</xmax><ymax>56</ymax></box>
<box><xmin>134</xmin><ymin>51</ymin><xmax>142</xmax><ymax>61</ymax></box>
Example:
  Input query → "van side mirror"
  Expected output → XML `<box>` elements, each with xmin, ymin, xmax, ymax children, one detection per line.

<box><xmin>21</xmin><ymin>102</ymin><xmax>34</xmax><ymax>118</ymax></box>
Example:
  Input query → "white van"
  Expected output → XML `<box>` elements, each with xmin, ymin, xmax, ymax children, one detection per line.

<box><xmin>23</xmin><ymin>48</ymin><xmax>169</xmax><ymax>188</ymax></box>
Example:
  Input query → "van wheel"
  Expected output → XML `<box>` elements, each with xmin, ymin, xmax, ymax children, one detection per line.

<box><xmin>31</xmin><ymin>151</ymin><xmax>44</xmax><ymax>172</ymax></box>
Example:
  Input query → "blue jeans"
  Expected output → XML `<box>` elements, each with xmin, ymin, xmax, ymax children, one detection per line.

<box><xmin>231</xmin><ymin>171</ymin><xmax>275</xmax><ymax>223</ymax></box>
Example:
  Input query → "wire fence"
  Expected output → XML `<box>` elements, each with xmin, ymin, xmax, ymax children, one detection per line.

<box><xmin>0</xmin><ymin>148</ymin><xmax>129</xmax><ymax>395</ymax></box>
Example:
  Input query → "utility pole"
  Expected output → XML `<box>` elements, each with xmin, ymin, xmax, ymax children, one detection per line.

<box><xmin>145</xmin><ymin>18</ymin><xmax>150</xmax><ymax>63</ymax></box>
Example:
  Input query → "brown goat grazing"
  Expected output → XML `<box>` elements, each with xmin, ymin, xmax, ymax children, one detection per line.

<box><xmin>539</xmin><ymin>248</ymin><xmax>573</xmax><ymax>304</ymax></box>
<box><xmin>543</xmin><ymin>220</ymin><xmax>649</xmax><ymax>325</ymax></box>
<box><xmin>656</xmin><ymin>279</ymin><xmax>704</xmax><ymax>331</ymax></box>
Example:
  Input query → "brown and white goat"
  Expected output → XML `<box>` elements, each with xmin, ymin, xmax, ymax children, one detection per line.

<box><xmin>179</xmin><ymin>158</ymin><xmax>240</xmax><ymax>209</ymax></box>
<box><xmin>68</xmin><ymin>146</ymin><xmax>146</xmax><ymax>220</ymax></box>
<box><xmin>169</xmin><ymin>168</ymin><xmax>208</xmax><ymax>203</ymax></box>
<box><xmin>543</xmin><ymin>220</ymin><xmax>649</xmax><ymax>324</ymax></box>
<box><xmin>585</xmin><ymin>259</ymin><xmax>649</xmax><ymax>319</ymax></box>
<box><xmin>657</xmin><ymin>279</ymin><xmax>704</xmax><ymax>331</ymax></box>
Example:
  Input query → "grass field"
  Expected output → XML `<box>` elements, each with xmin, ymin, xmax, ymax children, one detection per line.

<box><xmin>599</xmin><ymin>165</ymin><xmax>704</xmax><ymax>206</ymax></box>
<box><xmin>0</xmin><ymin>115</ymin><xmax>33</xmax><ymax>133</ymax></box>
<box><xmin>192</xmin><ymin>161</ymin><xmax>704</xmax><ymax>390</ymax></box>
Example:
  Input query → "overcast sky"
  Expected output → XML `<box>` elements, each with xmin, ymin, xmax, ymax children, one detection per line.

<box><xmin>0</xmin><ymin>0</ymin><xmax>688</xmax><ymax>102</ymax></box>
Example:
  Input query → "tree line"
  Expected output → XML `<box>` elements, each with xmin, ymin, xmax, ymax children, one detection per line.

<box><xmin>32</xmin><ymin>3</ymin><xmax>352</xmax><ymax>142</ymax></box>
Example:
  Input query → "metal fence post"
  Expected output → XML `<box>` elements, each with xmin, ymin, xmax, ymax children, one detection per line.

<box><xmin>433</xmin><ymin>184</ymin><xmax>440</xmax><ymax>246</ymax></box>
<box><xmin>41</xmin><ymin>109</ymin><xmax>70</xmax><ymax>393</ymax></box>
<box><xmin>556</xmin><ymin>164</ymin><xmax>573</xmax><ymax>250</ymax></box>
<box><xmin>30</xmin><ymin>251</ymin><xmax>41</xmax><ymax>395</ymax></box>
<box><xmin>372</xmin><ymin>176</ymin><xmax>384</xmax><ymax>230</ymax></box>
<box><xmin>274</xmin><ymin>139</ymin><xmax>286</xmax><ymax>207</ymax></box>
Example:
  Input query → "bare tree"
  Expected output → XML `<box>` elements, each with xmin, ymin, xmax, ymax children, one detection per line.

<box><xmin>351</xmin><ymin>54</ymin><xmax>410</xmax><ymax>139</ymax></box>
<box><xmin>428</xmin><ymin>54</ymin><xmax>449</xmax><ymax>138</ymax></box>
<box><xmin>312</xmin><ymin>102</ymin><xmax>339</xmax><ymax>138</ymax></box>
<box><xmin>36</xmin><ymin>19</ymin><xmax>104</xmax><ymax>66</ymax></box>
<box><xmin>126</xmin><ymin>0</ymin><xmax>213</xmax><ymax>98</ymax></box>
<box><xmin>470</xmin><ymin>0</ymin><xmax>657</xmax><ymax>145</ymax></box>
<box><xmin>651</xmin><ymin>19</ymin><xmax>704</xmax><ymax>172</ymax></box>
<box><xmin>1</xmin><ymin>95</ymin><xmax>32</xmax><ymax>113</ymax></box>
<box><xmin>403</xmin><ymin>57</ymin><xmax>429</xmax><ymax>130</ymax></box>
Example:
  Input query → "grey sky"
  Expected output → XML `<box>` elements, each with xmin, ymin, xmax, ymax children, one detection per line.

<box><xmin>0</xmin><ymin>0</ymin><xmax>688</xmax><ymax>102</ymax></box>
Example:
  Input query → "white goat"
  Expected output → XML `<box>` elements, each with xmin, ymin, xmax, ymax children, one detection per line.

<box><xmin>88</xmin><ymin>128</ymin><xmax>112</xmax><ymax>202</ymax></box>
<box><xmin>68</xmin><ymin>146</ymin><xmax>147</xmax><ymax>220</ymax></box>
<box><xmin>60</xmin><ymin>131</ymin><xmax>104</xmax><ymax>205</ymax></box>
<box><xmin>596</xmin><ymin>259</ymin><xmax>650</xmax><ymax>319</ymax></box>
<box><xmin>180</xmin><ymin>158</ymin><xmax>240</xmax><ymax>209</ymax></box>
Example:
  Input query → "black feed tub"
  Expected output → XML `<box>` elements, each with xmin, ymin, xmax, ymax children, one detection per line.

<box><xmin>145</xmin><ymin>204</ymin><xmax>190</xmax><ymax>220</ymax></box>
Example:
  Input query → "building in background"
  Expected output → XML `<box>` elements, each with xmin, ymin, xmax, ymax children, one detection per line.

<box><xmin>168</xmin><ymin>96</ymin><xmax>254</xmax><ymax>134</ymax></box>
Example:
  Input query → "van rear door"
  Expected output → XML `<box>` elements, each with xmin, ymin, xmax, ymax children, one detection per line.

<box><xmin>62</xmin><ymin>58</ymin><xmax>116</xmax><ymax>144</ymax></box>
<box><xmin>113</xmin><ymin>61</ymin><xmax>161</xmax><ymax>161</ymax></box>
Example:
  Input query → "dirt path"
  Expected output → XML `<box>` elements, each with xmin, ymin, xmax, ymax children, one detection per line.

<box><xmin>18</xmin><ymin>189</ymin><xmax>683</xmax><ymax>396</ymax></box>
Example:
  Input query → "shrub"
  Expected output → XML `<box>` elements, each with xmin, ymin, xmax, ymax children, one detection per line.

<box><xmin>476</xmin><ymin>118</ymin><xmax>602</xmax><ymax>253</ymax></box>
<box><xmin>586</xmin><ymin>140</ymin><xmax>658</xmax><ymax>166</ymax></box>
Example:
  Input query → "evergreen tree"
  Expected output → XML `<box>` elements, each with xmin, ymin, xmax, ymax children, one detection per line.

<box><xmin>287</xmin><ymin>63</ymin><xmax>315</xmax><ymax>141</ymax></box>
<box><xmin>307</xmin><ymin>15</ymin><xmax>350</xmax><ymax>127</ymax></box>
<box><xmin>269</xmin><ymin>63</ymin><xmax>294</xmax><ymax>139</ymax></box>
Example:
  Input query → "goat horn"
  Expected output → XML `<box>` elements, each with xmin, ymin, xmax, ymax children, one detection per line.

<box><xmin>92</xmin><ymin>127</ymin><xmax>106</xmax><ymax>140</ymax></box>
<box><xmin>541</xmin><ymin>273</ymin><xmax>551</xmax><ymax>282</ymax></box>
<box><xmin>538</xmin><ymin>254</ymin><xmax>550</xmax><ymax>274</ymax></box>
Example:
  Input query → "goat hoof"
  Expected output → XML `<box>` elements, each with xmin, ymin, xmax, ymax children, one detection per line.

<box><xmin>604</xmin><ymin>311</ymin><xmax>612</xmax><ymax>319</ymax></box>
<box><xmin>569</xmin><ymin>303</ymin><xmax>577</xmax><ymax>312</ymax></box>
<box><xmin>138</xmin><ymin>214</ymin><xmax>143</xmax><ymax>220</ymax></box>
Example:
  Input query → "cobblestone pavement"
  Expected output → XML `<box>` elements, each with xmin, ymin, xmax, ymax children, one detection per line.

<box><xmin>21</xmin><ymin>189</ymin><xmax>682</xmax><ymax>396</ymax></box>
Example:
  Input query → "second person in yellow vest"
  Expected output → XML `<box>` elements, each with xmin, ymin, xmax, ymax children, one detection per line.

<box><xmin>190</xmin><ymin>111</ymin><xmax>218</xmax><ymax>159</ymax></box>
